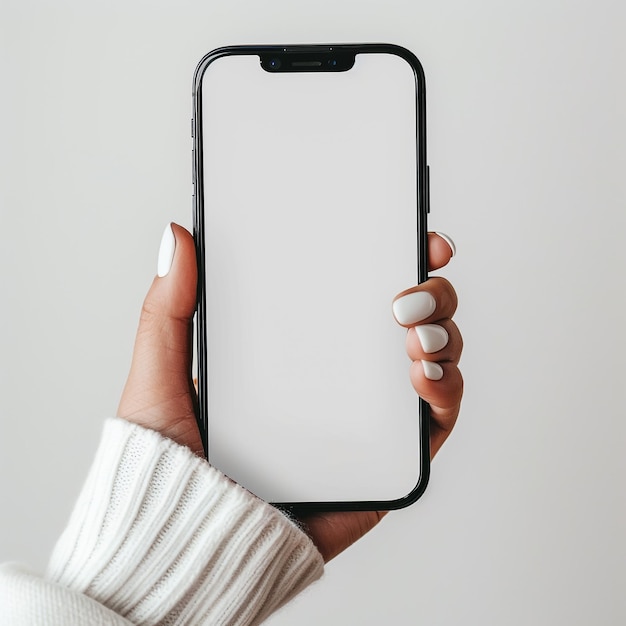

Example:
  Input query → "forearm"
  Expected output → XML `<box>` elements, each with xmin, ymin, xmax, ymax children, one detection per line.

<box><xmin>1</xmin><ymin>418</ymin><xmax>323</xmax><ymax>626</ymax></box>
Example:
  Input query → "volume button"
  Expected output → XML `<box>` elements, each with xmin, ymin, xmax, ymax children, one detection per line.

<box><xmin>426</xmin><ymin>165</ymin><xmax>431</xmax><ymax>214</ymax></box>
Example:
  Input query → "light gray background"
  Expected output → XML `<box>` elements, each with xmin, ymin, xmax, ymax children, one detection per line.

<box><xmin>1</xmin><ymin>1</ymin><xmax>624</xmax><ymax>624</ymax></box>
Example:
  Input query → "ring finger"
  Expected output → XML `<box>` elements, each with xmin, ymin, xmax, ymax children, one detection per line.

<box><xmin>405</xmin><ymin>319</ymin><xmax>463</xmax><ymax>364</ymax></box>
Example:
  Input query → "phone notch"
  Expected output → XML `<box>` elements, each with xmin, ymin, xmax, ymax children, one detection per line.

<box><xmin>260</xmin><ymin>51</ymin><xmax>355</xmax><ymax>73</ymax></box>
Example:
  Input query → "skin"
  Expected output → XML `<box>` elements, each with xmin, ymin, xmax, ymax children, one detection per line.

<box><xmin>118</xmin><ymin>224</ymin><xmax>463</xmax><ymax>562</ymax></box>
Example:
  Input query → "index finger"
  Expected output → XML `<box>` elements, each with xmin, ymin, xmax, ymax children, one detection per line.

<box><xmin>428</xmin><ymin>232</ymin><xmax>456</xmax><ymax>271</ymax></box>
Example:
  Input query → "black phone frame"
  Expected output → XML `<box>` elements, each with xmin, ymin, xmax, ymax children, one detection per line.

<box><xmin>192</xmin><ymin>43</ymin><xmax>430</xmax><ymax>513</ymax></box>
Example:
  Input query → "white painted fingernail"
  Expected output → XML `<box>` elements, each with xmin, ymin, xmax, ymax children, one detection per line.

<box><xmin>157</xmin><ymin>223</ymin><xmax>176</xmax><ymax>277</ymax></box>
<box><xmin>414</xmin><ymin>324</ymin><xmax>449</xmax><ymax>354</ymax></box>
<box><xmin>422</xmin><ymin>361</ymin><xmax>444</xmax><ymax>381</ymax></box>
<box><xmin>435</xmin><ymin>232</ymin><xmax>456</xmax><ymax>257</ymax></box>
<box><xmin>393</xmin><ymin>291</ymin><xmax>436</xmax><ymax>325</ymax></box>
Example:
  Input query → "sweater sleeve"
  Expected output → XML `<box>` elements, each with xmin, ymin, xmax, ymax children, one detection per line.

<box><xmin>2</xmin><ymin>418</ymin><xmax>323</xmax><ymax>625</ymax></box>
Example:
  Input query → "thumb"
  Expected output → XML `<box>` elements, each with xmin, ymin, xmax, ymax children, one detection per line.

<box><xmin>117</xmin><ymin>223</ymin><xmax>203</xmax><ymax>455</ymax></box>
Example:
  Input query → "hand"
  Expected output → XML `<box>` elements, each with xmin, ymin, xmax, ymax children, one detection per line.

<box><xmin>118</xmin><ymin>224</ymin><xmax>463</xmax><ymax>562</ymax></box>
<box><xmin>298</xmin><ymin>233</ymin><xmax>463</xmax><ymax>560</ymax></box>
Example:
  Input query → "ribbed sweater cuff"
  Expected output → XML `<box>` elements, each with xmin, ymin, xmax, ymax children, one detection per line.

<box><xmin>46</xmin><ymin>418</ymin><xmax>323</xmax><ymax>625</ymax></box>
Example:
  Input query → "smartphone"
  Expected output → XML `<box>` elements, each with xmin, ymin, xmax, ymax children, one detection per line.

<box><xmin>192</xmin><ymin>44</ymin><xmax>430</xmax><ymax>512</ymax></box>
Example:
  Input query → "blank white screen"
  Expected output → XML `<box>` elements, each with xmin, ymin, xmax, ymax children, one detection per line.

<box><xmin>201</xmin><ymin>52</ymin><xmax>422</xmax><ymax>503</ymax></box>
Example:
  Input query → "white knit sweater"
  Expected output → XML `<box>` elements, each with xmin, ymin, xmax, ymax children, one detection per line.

<box><xmin>0</xmin><ymin>418</ymin><xmax>324</xmax><ymax>625</ymax></box>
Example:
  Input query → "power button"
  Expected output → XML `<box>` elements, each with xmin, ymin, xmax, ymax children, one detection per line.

<box><xmin>426</xmin><ymin>165</ymin><xmax>431</xmax><ymax>214</ymax></box>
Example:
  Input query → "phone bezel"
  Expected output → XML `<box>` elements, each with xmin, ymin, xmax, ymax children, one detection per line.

<box><xmin>192</xmin><ymin>43</ymin><xmax>430</xmax><ymax>513</ymax></box>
